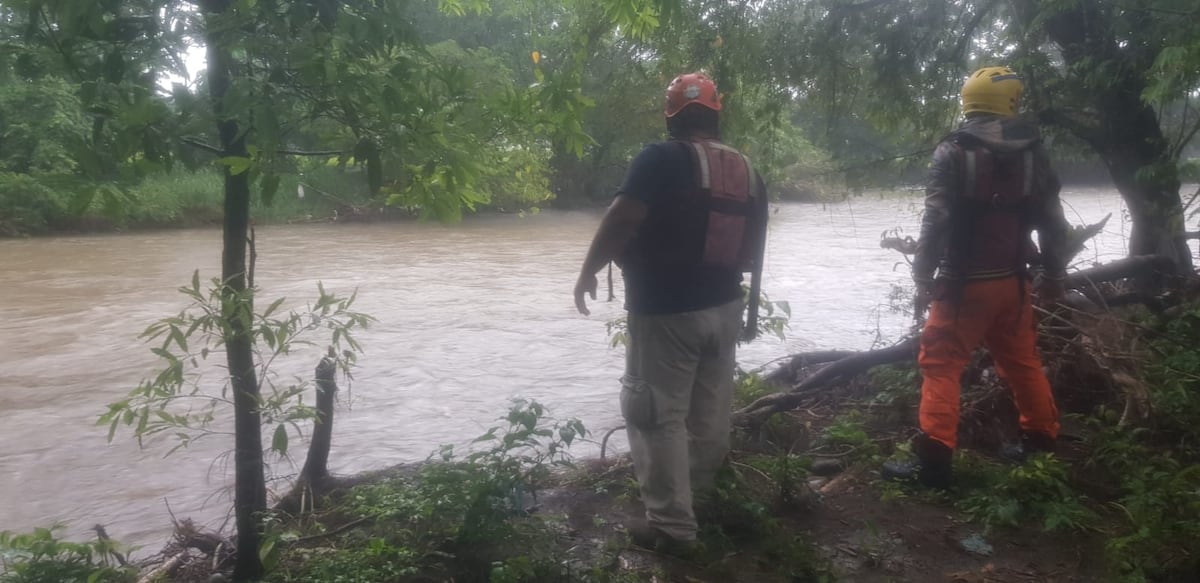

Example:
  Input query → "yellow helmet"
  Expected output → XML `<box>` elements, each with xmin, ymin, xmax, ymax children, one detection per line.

<box><xmin>961</xmin><ymin>66</ymin><xmax>1023</xmax><ymax>117</ymax></box>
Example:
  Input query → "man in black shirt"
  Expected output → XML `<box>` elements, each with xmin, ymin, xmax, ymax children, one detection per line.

<box><xmin>574</xmin><ymin>72</ymin><xmax>767</xmax><ymax>551</ymax></box>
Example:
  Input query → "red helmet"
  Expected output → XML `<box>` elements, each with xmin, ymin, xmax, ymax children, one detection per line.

<box><xmin>665</xmin><ymin>72</ymin><xmax>721</xmax><ymax>118</ymax></box>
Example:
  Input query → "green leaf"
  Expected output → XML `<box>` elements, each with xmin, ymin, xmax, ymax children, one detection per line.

<box><xmin>263</xmin><ymin>297</ymin><xmax>286</xmax><ymax>318</ymax></box>
<box><xmin>271</xmin><ymin>424</ymin><xmax>288</xmax><ymax>455</ymax></box>
<box><xmin>218</xmin><ymin>156</ymin><xmax>253</xmax><ymax>176</ymax></box>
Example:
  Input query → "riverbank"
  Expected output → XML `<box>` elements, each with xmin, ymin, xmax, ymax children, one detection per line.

<box><xmin>6</xmin><ymin>283</ymin><xmax>1200</xmax><ymax>582</ymax></box>
<box><xmin>0</xmin><ymin>168</ymin><xmax>559</xmax><ymax>238</ymax></box>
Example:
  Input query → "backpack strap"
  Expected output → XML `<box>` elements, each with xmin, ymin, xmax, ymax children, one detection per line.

<box><xmin>963</xmin><ymin>149</ymin><xmax>978</xmax><ymax>199</ymax></box>
<box><xmin>1021</xmin><ymin>149</ymin><xmax>1034</xmax><ymax>198</ymax></box>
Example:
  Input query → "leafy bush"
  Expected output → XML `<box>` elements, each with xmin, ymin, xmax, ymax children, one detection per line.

<box><xmin>1086</xmin><ymin>421</ymin><xmax>1200</xmax><ymax>581</ymax></box>
<box><xmin>959</xmin><ymin>454</ymin><xmax>1096</xmax><ymax>533</ymax></box>
<box><xmin>0</xmin><ymin>527</ymin><xmax>136</xmax><ymax>583</ymax></box>
<box><xmin>0</xmin><ymin>173</ymin><xmax>71</xmax><ymax>236</ymax></box>
<box><xmin>1144</xmin><ymin>302</ymin><xmax>1200</xmax><ymax>453</ymax></box>
<box><xmin>274</xmin><ymin>400</ymin><xmax>587</xmax><ymax>581</ymax></box>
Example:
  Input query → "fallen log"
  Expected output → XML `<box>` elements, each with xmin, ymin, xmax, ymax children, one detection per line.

<box><xmin>1065</xmin><ymin>254</ymin><xmax>1175</xmax><ymax>289</ymax></box>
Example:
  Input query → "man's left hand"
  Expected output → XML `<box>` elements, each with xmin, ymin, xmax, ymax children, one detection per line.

<box><xmin>574</xmin><ymin>272</ymin><xmax>598</xmax><ymax>315</ymax></box>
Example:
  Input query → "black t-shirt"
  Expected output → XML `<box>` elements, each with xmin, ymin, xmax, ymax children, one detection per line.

<box><xmin>617</xmin><ymin>141</ymin><xmax>749</xmax><ymax>314</ymax></box>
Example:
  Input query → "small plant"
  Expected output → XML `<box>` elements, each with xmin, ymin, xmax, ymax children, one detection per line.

<box><xmin>819</xmin><ymin>411</ymin><xmax>880</xmax><ymax>461</ymax></box>
<box><xmin>421</xmin><ymin>399</ymin><xmax>587</xmax><ymax>545</ymax></box>
<box><xmin>959</xmin><ymin>454</ymin><xmax>1096</xmax><ymax>533</ymax></box>
<box><xmin>868</xmin><ymin>363</ymin><xmax>920</xmax><ymax>409</ymax></box>
<box><xmin>734</xmin><ymin>370</ymin><xmax>778</xmax><ymax>408</ymax></box>
<box><xmin>743</xmin><ymin>453</ymin><xmax>811</xmax><ymax>505</ymax></box>
<box><xmin>0</xmin><ymin>527</ymin><xmax>136</xmax><ymax>583</ymax></box>
<box><xmin>99</xmin><ymin>273</ymin><xmax>372</xmax><ymax>460</ymax></box>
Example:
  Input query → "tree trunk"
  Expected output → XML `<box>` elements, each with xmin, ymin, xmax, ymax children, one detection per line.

<box><xmin>1102</xmin><ymin>122</ymin><xmax>1192</xmax><ymax>272</ymax></box>
<box><xmin>300</xmin><ymin>354</ymin><xmax>338</xmax><ymax>482</ymax></box>
<box><xmin>1025</xmin><ymin>0</ymin><xmax>1194</xmax><ymax>276</ymax></box>
<box><xmin>201</xmin><ymin>1</ymin><xmax>265</xmax><ymax>579</ymax></box>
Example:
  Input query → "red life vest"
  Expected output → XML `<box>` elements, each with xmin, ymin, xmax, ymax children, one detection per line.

<box><xmin>625</xmin><ymin>139</ymin><xmax>766</xmax><ymax>274</ymax></box>
<box><xmin>944</xmin><ymin>142</ymin><xmax>1037</xmax><ymax>279</ymax></box>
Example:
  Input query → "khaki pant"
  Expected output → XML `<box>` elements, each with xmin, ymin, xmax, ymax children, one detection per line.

<box><xmin>621</xmin><ymin>298</ymin><xmax>743</xmax><ymax>540</ymax></box>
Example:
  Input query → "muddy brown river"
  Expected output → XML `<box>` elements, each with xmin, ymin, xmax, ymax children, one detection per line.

<box><xmin>0</xmin><ymin>189</ymin><xmax>1138</xmax><ymax>551</ymax></box>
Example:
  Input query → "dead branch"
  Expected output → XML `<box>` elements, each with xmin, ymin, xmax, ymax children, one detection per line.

<box><xmin>762</xmin><ymin>350</ymin><xmax>860</xmax><ymax>386</ymax></box>
<box><xmin>879</xmin><ymin>214</ymin><xmax>1112</xmax><ymax>267</ymax></box>
<box><xmin>136</xmin><ymin>553</ymin><xmax>186</xmax><ymax>583</ymax></box>
<box><xmin>600</xmin><ymin>425</ymin><xmax>625</xmax><ymax>460</ymax></box>
<box><xmin>879</xmin><ymin>234</ymin><xmax>917</xmax><ymax>255</ymax></box>
<box><xmin>172</xmin><ymin>519</ymin><xmax>227</xmax><ymax>557</ymax></box>
<box><xmin>294</xmin><ymin>517</ymin><xmax>369</xmax><ymax>544</ymax></box>
<box><xmin>1063</xmin><ymin>213</ymin><xmax>1111</xmax><ymax>263</ymax></box>
<box><xmin>1065</xmin><ymin>255</ymin><xmax>1175</xmax><ymax>289</ymax></box>
<box><xmin>733</xmin><ymin>338</ymin><xmax>918</xmax><ymax>427</ymax></box>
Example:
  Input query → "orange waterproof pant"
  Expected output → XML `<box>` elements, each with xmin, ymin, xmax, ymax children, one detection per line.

<box><xmin>918</xmin><ymin>276</ymin><xmax>1060</xmax><ymax>449</ymax></box>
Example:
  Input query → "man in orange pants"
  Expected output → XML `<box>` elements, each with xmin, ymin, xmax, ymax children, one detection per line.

<box><xmin>884</xmin><ymin>66</ymin><xmax>1069</xmax><ymax>489</ymax></box>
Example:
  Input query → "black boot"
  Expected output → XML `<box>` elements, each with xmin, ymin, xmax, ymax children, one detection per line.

<box><xmin>881</xmin><ymin>433</ymin><xmax>953</xmax><ymax>490</ymax></box>
<box><xmin>1022</xmin><ymin>431</ymin><xmax>1057</xmax><ymax>454</ymax></box>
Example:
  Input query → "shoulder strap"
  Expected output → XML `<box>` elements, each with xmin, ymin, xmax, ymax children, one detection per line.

<box><xmin>684</xmin><ymin>141</ymin><xmax>711</xmax><ymax>190</ymax></box>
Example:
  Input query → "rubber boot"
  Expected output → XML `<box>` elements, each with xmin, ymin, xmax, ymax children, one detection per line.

<box><xmin>881</xmin><ymin>433</ymin><xmax>954</xmax><ymax>490</ymax></box>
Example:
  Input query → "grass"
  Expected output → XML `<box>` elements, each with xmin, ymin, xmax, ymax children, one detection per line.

<box><xmin>1</xmin><ymin>166</ymin><xmax>396</xmax><ymax>237</ymax></box>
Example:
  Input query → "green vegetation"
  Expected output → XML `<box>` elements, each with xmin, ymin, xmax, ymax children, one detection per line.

<box><xmin>0</xmin><ymin>527</ymin><xmax>136</xmax><ymax>583</ymax></box>
<box><xmin>264</xmin><ymin>400</ymin><xmax>588</xmax><ymax>582</ymax></box>
<box><xmin>957</xmin><ymin>454</ymin><xmax>1097</xmax><ymax>533</ymax></box>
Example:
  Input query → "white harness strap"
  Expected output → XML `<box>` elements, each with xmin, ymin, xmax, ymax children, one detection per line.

<box><xmin>689</xmin><ymin>142</ymin><xmax>711</xmax><ymax>190</ymax></box>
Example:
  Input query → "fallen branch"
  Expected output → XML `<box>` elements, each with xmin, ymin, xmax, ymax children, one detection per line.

<box><xmin>1065</xmin><ymin>255</ymin><xmax>1175</xmax><ymax>289</ymax></box>
<box><xmin>733</xmin><ymin>337</ymin><xmax>918</xmax><ymax>427</ymax></box>
<box><xmin>294</xmin><ymin>517</ymin><xmax>369</xmax><ymax>544</ymax></box>
<box><xmin>136</xmin><ymin>552</ymin><xmax>186</xmax><ymax>583</ymax></box>
<box><xmin>763</xmin><ymin>350</ymin><xmax>859</xmax><ymax>386</ymax></box>
<box><xmin>600</xmin><ymin>425</ymin><xmax>625</xmax><ymax>460</ymax></box>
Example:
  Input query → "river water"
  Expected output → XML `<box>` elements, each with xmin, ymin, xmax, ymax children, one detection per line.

<box><xmin>0</xmin><ymin>188</ymin><xmax>1138</xmax><ymax>550</ymax></box>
